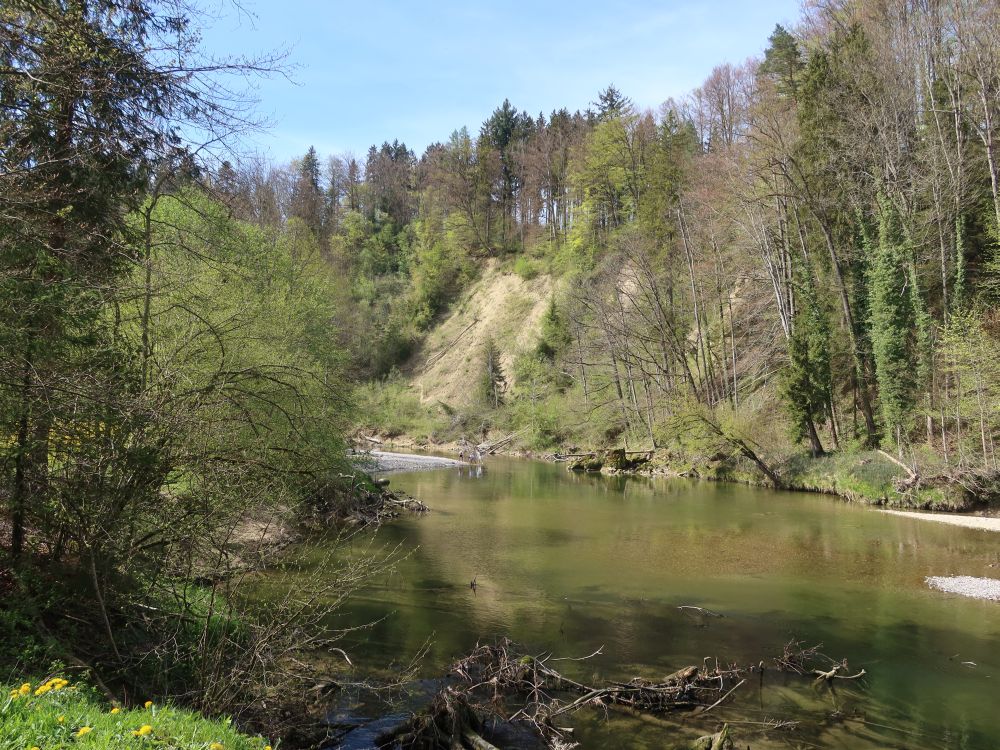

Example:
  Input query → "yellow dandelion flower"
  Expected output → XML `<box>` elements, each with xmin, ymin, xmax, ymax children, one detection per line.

<box><xmin>18</xmin><ymin>683</ymin><xmax>31</xmax><ymax>695</ymax></box>
<box><xmin>264</xmin><ymin>746</ymin><xmax>272</xmax><ymax>750</ymax></box>
<box><xmin>209</xmin><ymin>743</ymin><xmax>224</xmax><ymax>750</ymax></box>
<box><xmin>110</xmin><ymin>707</ymin><xmax>120</xmax><ymax>714</ymax></box>
<box><xmin>144</xmin><ymin>700</ymin><xmax>153</xmax><ymax>709</ymax></box>
<box><xmin>132</xmin><ymin>725</ymin><xmax>153</xmax><ymax>737</ymax></box>
<box><xmin>58</xmin><ymin>715</ymin><xmax>65</xmax><ymax>723</ymax></box>
<box><xmin>76</xmin><ymin>726</ymin><xmax>93</xmax><ymax>737</ymax></box>
<box><xmin>30</xmin><ymin>746</ymin><xmax>40</xmax><ymax>750</ymax></box>
<box><xmin>34</xmin><ymin>684</ymin><xmax>51</xmax><ymax>696</ymax></box>
<box><xmin>8</xmin><ymin>689</ymin><xmax>17</xmax><ymax>698</ymax></box>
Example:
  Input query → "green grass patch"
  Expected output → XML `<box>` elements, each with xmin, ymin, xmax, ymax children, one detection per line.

<box><xmin>353</xmin><ymin>376</ymin><xmax>449</xmax><ymax>441</ymax></box>
<box><xmin>1</xmin><ymin>677</ymin><xmax>272</xmax><ymax>750</ymax></box>
<box><xmin>782</xmin><ymin>450</ymin><xmax>903</xmax><ymax>504</ymax></box>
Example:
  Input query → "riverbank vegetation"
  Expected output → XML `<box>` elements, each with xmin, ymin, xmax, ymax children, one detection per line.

<box><xmin>0</xmin><ymin>0</ymin><xmax>393</xmax><ymax>744</ymax></box>
<box><xmin>321</xmin><ymin>1</ymin><xmax>1000</xmax><ymax>508</ymax></box>
<box><xmin>2</xmin><ymin>676</ymin><xmax>271</xmax><ymax>750</ymax></box>
<box><xmin>3</xmin><ymin>0</ymin><xmax>1000</xmax><ymax>748</ymax></box>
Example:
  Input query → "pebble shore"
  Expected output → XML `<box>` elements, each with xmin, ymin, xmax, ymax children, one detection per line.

<box><xmin>926</xmin><ymin>575</ymin><xmax>1000</xmax><ymax>601</ymax></box>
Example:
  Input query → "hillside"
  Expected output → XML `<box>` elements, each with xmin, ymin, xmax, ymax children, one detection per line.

<box><xmin>406</xmin><ymin>261</ymin><xmax>555</xmax><ymax>409</ymax></box>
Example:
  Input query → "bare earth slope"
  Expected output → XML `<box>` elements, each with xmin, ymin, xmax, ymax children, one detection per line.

<box><xmin>408</xmin><ymin>260</ymin><xmax>554</xmax><ymax>409</ymax></box>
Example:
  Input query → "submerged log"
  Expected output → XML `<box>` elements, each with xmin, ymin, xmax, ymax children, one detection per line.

<box><xmin>663</xmin><ymin>665</ymin><xmax>699</xmax><ymax>685</ymax></box>
<box><xmin>690</xmin><ymin>724</ymin><xmax>733</xmax><ymax>750</ymax></box>
<box><xmin>462</xmin><ymin>730</ymin><xmax>501</xmax><ymax>750</ymax></box>
<box><xmin>387</xmin><ymin>638</ymin><xmax>865</xmax><ymax>749</ymax></box>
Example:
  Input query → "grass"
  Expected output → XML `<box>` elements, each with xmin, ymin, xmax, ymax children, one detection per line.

<box><xmin>782</xmin><ymin>450</ymin><xmax>902</xmax><ymax>504</ymax></box>
<box><xmin>1</xmin><ymin>676</ymin><xmax>272</xmax><ymax>750</ymax></box>
<box><xmin>353</xmin><ymin>377</ymin><xmax>448</xmax><ymax>441</ymax></box>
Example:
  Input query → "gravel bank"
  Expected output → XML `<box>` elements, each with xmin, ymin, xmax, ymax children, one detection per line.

<box><xmin>358</xmin><ymin>450</ymin><xmax>469</xmax><ymax>474</ymax></box>
<box><xmin>881</xmin><ymin>509</ymin><xmax>1000</xmax><ymax>532</ymax></box>
<box><xmin>926</xmin><ymin>576</ymin><xmax>1000</xmax><ymax>601</ymax></box>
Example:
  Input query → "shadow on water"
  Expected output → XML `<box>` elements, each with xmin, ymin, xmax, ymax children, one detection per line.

<box><xmin>259</xmin><ymin>457</ymin><xmax>1000</xmax><ymax>749</ymax></box>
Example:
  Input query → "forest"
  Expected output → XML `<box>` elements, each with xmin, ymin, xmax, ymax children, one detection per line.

<box><xmin>2</xmin><ymin>0</ymin><xmax>999</xmax><ymax>749</ymax></box>
<box><xmin>241</xmin><ymin>1</ymin><xmax>1000</xmax><ymax>497</ymax></box>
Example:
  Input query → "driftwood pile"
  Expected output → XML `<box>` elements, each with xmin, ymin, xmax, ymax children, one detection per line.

<box><xmin>380</xmin><ymin>638</ymin><xmax>866</xmax><ymax>750</ymax></box>
<box><xmin>326</xmin><ymin>470</ymin><xmax>429</xmax><ymax>527</ymax></box>
<box><xmin>475</xmin><ymin>429</ymin><xmax>529</xmax><ymax>456</ymax></box>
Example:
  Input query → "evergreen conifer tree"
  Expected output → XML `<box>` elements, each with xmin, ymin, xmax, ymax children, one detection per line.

<box><xmin>480</xmin><ymin>337</ymin><xmax>507</xmax><ymax>409</ymax></box>
<box><xmin>781</xmin><ymin>272</ymin><xmax>831</xmax><ymax>456</ymax></box>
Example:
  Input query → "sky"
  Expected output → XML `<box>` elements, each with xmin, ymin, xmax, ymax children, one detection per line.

<box><xmin>202</xmin><ymin>0</ymin><xmax>803</xmax><ymax>164</ymax></box>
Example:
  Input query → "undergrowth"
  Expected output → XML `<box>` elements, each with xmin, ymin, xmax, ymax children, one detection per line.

<box><xmin>0</xmin><ymin>677</ymin><xmax>271</xmax><ymax>750</ymax></box>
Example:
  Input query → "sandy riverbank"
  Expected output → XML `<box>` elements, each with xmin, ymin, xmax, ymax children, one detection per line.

<box><xmin>881</xmin><ymin>509</ymin><xmax>1000</xmax><ymax>532</ymax></box>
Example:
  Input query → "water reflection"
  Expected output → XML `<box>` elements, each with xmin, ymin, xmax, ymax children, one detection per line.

<box><xmin>270</xmin><ymin>457</ymin><xmax>1000</xmax><ymax>749</ymax></box>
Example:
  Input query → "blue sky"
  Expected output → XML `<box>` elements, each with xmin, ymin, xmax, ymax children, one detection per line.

<box><xmin>203</xmin><ymin>0</ymin><xmax>802</xmax><ymax>163</ymax></box>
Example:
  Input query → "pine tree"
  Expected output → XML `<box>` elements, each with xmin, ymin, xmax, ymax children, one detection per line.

<box><xmin>290</xmin><ymin>146</ymin><xmax>324</xmax><ymax>237</ymax></box>
<box><xmin>759</xmin><ymin>24</ymin><xmax>803</xmax><ymax>98</ymax></box>
<box><xmin>594</xmin><ymin>85</ymin><xmax>632</xmax><ymax>121</ymax></box>
<box><xmin>480</xmin><ymin>337</ymin><xmax>507</xmax><ymax>409</ymax></box>
<box><xmin>536</xmin><ymin>298</ymin><xmax>571</xmax><ymax>360</ymax></box>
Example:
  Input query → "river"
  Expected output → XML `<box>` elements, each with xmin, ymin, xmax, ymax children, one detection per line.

<box><xmin>278</xmin><ymin>456</ymin><xmax>1000</xmax><ymax>748</ymax></box>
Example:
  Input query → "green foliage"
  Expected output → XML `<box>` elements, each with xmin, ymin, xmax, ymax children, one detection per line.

<box><xmin>507</xmin><ymin>360</ymin><xmax>575</xmax><ymax>449</ymax></box>
<box><xmin>536</xmin><ymin>299</ymin><xmax>572</xmax><ymax>360</ymax></box>
<box><xmin>781</xmin><ymin>273</ymin><xmax>832</xmax><ymax>454</ymax></box>
<box><xmin>938</xmin><ymin>310</ymin><xmax>1000</xmax><ymax>466</ymax></box>
<box><xmin>952</xmin><ymin>215</ymin><xmax>967</xmax><ymax>313</ymax></box>
<box><xmin>408</xmin><ymin>212</ymin><xmax>473</xmax><ymax>328</ymax></box>
<box><xmin>869</xmin><ymin>198</ymin><xmax>918</xmax><ymax>446</ymax></box>
<box><xmin>353</xmin><ymin>377</ymin><xmax>447</xmax><ymax>441</ymax></box>
<box><xmin>479</xmin><ymin>337</ymin><xmax>507</xmax><ymax>409</ymax></box>
<box><xmin>512</xmin><ymin>255</ymin><xmax>540</xmax><ymax>280</ymax></box>
<box><xmin>0</xmin><ymin>678</ymin><xmax>270</xmax><ymax>750</ymax></box>
<box><xmin>782</xmin><ymin>450</ymin><xmax>904</xmax><ymax>505</ymax></box>
<box><xmin>759</xmin><ymin>24</ymin><xmax>803</xmax><ymax>97</ymax></box>
<box><xmin>139</xmin><ymin>189</ymin><xmax>353</xmax><ymax>508</ymax></box>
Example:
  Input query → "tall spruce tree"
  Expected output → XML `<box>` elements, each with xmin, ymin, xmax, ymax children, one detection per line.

<box><xmin>290</xmin><ymin>145</ymin><xmax>324</xmax><ymax>237</ymax></box>
<box><xmin>480</xmin><ymin>337</ymin><xmax>507</xmax><ymax>409</ymax></box>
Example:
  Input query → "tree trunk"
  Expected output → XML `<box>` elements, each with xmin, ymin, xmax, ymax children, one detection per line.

<box><xmin>817</xmin><ymin>219</ymin><xmax>879</xmax><ymax>445</ymax></box>
<box><xmin>806</xmin><ymin>418</ymin><xmax>825</xmax><ymax>458</ymax></box>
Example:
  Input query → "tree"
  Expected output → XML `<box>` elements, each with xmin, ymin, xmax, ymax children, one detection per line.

<box><xmin>290</xmin><ymin>145</ymin><xmax>324</xmax><ymax>237</ymax></box>
<box><xmin>481</xmin><ymin>100</ymin><xmax>533</xmax><ymax>248</ymax></box>
<box><xmin>0</xmin><ymin>0</ymin><xmax>216</xmax><ymax>558</ymax></box>
<box><xmin>365</xmin><ymin>139</ymin><xmax>416</xmax><ymax>228</ymax></box>
<box><xmin>480</xmin><ymin>337</ymin><xmax>507</xmax><ymax>409</ymax></box>
<box><xmin>594</xmin><ymin>84</ymin><xmax>632</xmax><ymax>121</ymax></box>
<box><xmin>781</xmin><ymin>276</ymin><xmax>832</xmax><ymax>456</ymax></box>
<box><xmin>869</xmin><ymin>198</ymin><xmax>917</xmax><ymax>449</ymax></box>
<box><xmin>536</xmin><ymin>298</ymin><xmax>572</xmax><ymax>360</ymax></box>
<box><xmin>759</xmin><ymin>24</ymin><xmax>803</xmax><ymax>98</ymax></box>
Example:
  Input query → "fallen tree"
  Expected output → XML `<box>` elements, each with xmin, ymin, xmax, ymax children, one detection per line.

<box><xmin>360</xmin><ymin>638</ymin><xmax>865</xmax><ymax>749</ymax></box>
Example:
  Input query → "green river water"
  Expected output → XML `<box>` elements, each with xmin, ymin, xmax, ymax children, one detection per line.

<box><xmin>279</xmin><ymin>457</ymin><xmax>999</xmax><ymax>749</ymax></box>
